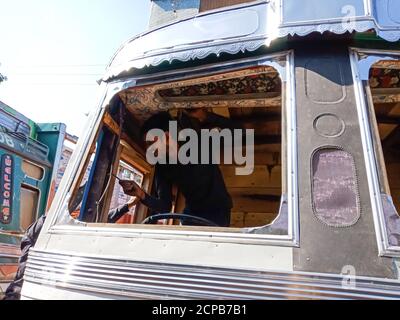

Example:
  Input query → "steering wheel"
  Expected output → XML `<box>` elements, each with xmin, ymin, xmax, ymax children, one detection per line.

<box><xmin>141</xmin><ymin>213</ymin><xmax>219</xmax><ymax>227</ymax></box>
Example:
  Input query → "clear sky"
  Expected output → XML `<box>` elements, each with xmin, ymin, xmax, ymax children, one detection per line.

<box><xmin>0</xmin><ymin>0</ymin><xmax>151</xmax><ymax>136</ymax></box>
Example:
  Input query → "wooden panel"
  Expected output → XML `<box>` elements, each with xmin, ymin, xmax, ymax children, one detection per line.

<box><xmin>120</xmin><ymin>141</ymin><xmax>151</xmax><ymax>174</ymax></box>
<box><xmin>103</xmin><ymin>112</ymin><xmax>120</xmax><ymax>135</ymax></box>
<box><xmin>386</xmin><ymin>163</ymin><xmax>400</xmax><ymax>189</ymax></box>
<box><xmin>229</xmin><ymin>191</ymin><xmax>280</xmax><ymax>213</ymax></box>
<box><xmin>220</xmin><ymin>150</ymin><xmax>281</xmax><ymax>165</ymax></box>
<box><xmin>220</xmin><ymin>165</ymin><xmax>281</xmax><ymax>188</ymax></box>
<box><xmin>378</xmin><ymin>124</ymin><xmax>397</xmax><ymax>140</ymax></box>
<box><xmin>212</xmin><ymin>107</ymin><xmax>230</xmax><ymax>118</ymax></box>
<box><xmin>229</xmin><ymin>187</ymin><xmax>281</xmax><ymax>197</ymax></box>
<box><xmin>231</xmin><ymin>212</ymin><xmax>278</xmax><ymax>228</ymax></box>
<box><xmin>390</xmin><ymin>189</ymin><xmax>400</xmax><ymax>212</ymax></box>
<box><xmin>229</xmin><ymin>185</ymin><xmax>280</xmax><ymax>228</ymax></box>
<box><xmin>244</xmin><ymin>212</ymin><xmax>277</xmax><ymax>227</ymax></box>
<box><xmin>230</xmin><ymin>212</ymin><xmax>245</xmax><ymax>228</ymax></box>
<box><xmin>367</xmin><ymin>87</ymin><xmax>392</xmax><ymax>194</ymax></box>
<box><xmin>389</xmin><ymin>103</ymin><xmax>400</xmax><ymax>116</ymax></box>
<box><xmin>200</xmin><ymin>0</ymin><xmax>254</xmax><ymax>12</ymax></box>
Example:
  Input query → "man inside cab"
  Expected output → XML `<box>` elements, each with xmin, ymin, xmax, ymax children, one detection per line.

<box><xmin>119</xmin><ymin>109</ymin><xmax>241</xmax><ymax>228</ymax></box>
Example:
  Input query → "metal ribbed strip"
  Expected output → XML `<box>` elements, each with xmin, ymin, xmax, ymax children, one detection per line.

<box><xmin>23</xmin><ymin>250</ymin><xmax>400</xmax><ymax>300</ymax></box>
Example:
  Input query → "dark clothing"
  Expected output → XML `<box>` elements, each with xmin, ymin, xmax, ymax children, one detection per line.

<box><xmin>2</xmin><ymin>205</ymin><xmax>130</xmax><ymax>300</ymax></box>
<box><xmin>141</xmin><ymin>163</ymin><xmax>233</xmax><ymax>226</ymax></box>
<box><xmin>182</xmin><ymin>207</ymin><xmax>231</xmax><ymax>227</ymax></box>
<box><xmin>3</xmin><ymin>214</ymin><xmax>46</xmax><ymax>300</ymax></box>
<box><xmin>107</xmin><ymin>203</ymin><xmax>130</xmax><ymax>223</ymax></box>
<box><xmin>141</xmin><ymin>112</ymin><xmax>240</xmax><ymax>227</ymax></box>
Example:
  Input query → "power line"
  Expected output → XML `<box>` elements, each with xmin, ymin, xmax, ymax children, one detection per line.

<box><xmin>8</xmin><ymin>82</ymin><xmax>98</xmax><ymax>86</ymax></box>
<box><xmin>9</xmin><ymin>73</ymin><xmax>103</xmax><ymax>76</ymax></box>
<box><xmin>12</xmin><ymin>64</ymin><xmax>107</xmax><ymax>68</ymax></box>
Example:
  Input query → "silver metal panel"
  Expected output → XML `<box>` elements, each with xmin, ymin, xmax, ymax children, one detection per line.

<box><xmin>282</xmin><ymin>0</ymin><xmax>366</xmax><ymax>24</ymax></box>
<box><xmin>349</xmin><ymin>48</ymin><xmax>400</xmax><ymax>258</ymax></box>
<box><xmin>373</xmin><ymin>0</ymin><xmax>400</xmax><ymax>28</ymax></box>
<box><xmin>293</xmin><ymin>44</ymin><xmax>394</xmax><ymax>278</ymax></box>
<box><xmin>104</xmin><ymin>2</ymin><xmax>270</xmax><ymax>80</ymax></box>
<box><xmin>103</xmin><ymin>1</ymin><xmax>400</xmax><ymax>81</ymax></box>
<box><xmin>22</xmin><ymin>249</ymin><xmax>400</xmax><ymax>300</ymax></box>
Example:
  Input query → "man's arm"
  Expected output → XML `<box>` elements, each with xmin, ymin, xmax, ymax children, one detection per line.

<box><xmin>120</xmin><ymin>168</ymin><xmax>173</xmax><ymax>214</ymax></box>
<box><xmin>140</xmin><ymin>168</ymin><xmax>173</xmax><ymax>214</ymax></box>
<box><xmin>107</xmin><ymin>198</ymin><xmax>138</xmax><ymax>223</ymax></box>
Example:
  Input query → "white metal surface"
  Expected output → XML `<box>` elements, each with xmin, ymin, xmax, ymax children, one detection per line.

<box><xmin>103</xmin><ymin>0</ymin><xmax>400</xmax><ymax>81</ymax></box>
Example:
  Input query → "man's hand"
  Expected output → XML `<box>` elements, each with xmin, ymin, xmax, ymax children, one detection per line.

<box><xmin>119</xmin><ymin>180</ymin><xmax>145</xmax><ymax>200</ymax></box>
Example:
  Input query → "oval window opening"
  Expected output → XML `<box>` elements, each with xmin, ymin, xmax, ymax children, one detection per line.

<box><xmin>312</xmin><ymin>148</ymin><xmax>360</xmax><ymax>227</ymax></box>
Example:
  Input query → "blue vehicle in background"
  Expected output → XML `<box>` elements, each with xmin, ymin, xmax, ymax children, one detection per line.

<box><xmin>0</xmin><ymin>101</ymin><xmax>66</xmax><ymax>297</ymax></box>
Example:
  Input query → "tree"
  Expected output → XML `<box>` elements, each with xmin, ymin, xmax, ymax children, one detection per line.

<box><xmin>0</xmin><ymin>63</ymin><xmax>7</xmax><ymax>84</ymax></box>
<box><xmin>0</xmin><ymin>73</ymin><xmax>7</xmax><ymax>84</ymax></box>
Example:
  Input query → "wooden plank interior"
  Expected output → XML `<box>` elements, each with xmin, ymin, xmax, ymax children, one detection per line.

<box><xmin>371</xmin><ymin>71</ymin><xmax>400</xmax><ymax>212</ymax></box>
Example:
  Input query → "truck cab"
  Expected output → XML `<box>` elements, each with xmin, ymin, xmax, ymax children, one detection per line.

<box><xmin>20</xmin><ymin>0</ymin><xmax>400</xmax><ymax>299</ymax></box>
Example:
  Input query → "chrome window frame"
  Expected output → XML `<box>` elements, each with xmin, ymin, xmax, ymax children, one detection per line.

<box><xmin>45</xmin><ymin>51</ymin><xmax>299</xmax><ymax>247</ymax></box>
<box><xmin>350</xmin><ymin>47</ymin><xmax>400</xmax><ymax>257</ymax></box>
